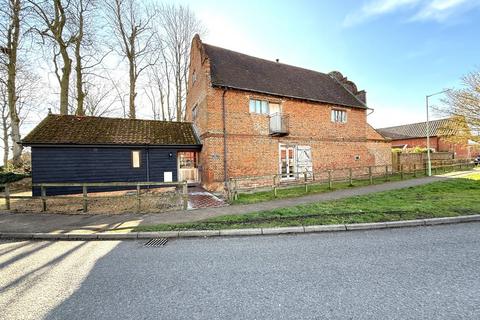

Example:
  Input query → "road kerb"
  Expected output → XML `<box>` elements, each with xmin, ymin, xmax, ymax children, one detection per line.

<box><xmin>219</xmin><ymin>228</ymin><xmax>262</xmax><ymax>236</ymax></box>
<box><xmin>261</xmin><ymin>226</ymin><xmax>305</xmax><ymax>235</ymax></box>
<box><xmin>385</xmin><ymin>220</ymin><xmax>425</xmax><ymax>228</ymax></box>
<box><xmin>1</xmin><ymin>215</ymin><xmax>480</xmax><ymax>241</ymax></box>
<box><xmin>345</xmin><ymin>222</ymin><xmax>388</xmax><ymax>231</ymax></box>
<box><xmin>304</xmin><ymin>224</ymin><xmax>346</xmax><ymax>233</ymax></box>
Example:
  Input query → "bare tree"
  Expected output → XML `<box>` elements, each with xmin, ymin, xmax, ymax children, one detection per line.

<box><xmin>105</xmin><ymin>0</ymin><xmax>156</xmax><ymax>119</ymax></box>
<box><xmin>29</xmin><ymin>0</ymin><xmax>77</xmax><ymax>115</ymax></box>
<box><xmin>0</xmin><ymin>0</ymin><xmax>25</xmax><ymax>167</ymax></box>
<box><xmin>0</xmin><ymin>75</ymin><xmax>11</xmax><ymax>168</ymax></box>
<box><xmin>155</xmin><ymin>4</ymin><xmax>204</xmax><ymax>121</ymax></box>
<box><xmin>441</xmin><ymin>69</ymin><xmax>480</xmax><ymax>141</ymax></box>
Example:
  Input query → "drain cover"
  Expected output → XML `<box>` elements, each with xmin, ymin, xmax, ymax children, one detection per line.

<box><xmin>144</xmin><ymin>238</ymin><xmax>168</xmax><ymax>247</ymax></box>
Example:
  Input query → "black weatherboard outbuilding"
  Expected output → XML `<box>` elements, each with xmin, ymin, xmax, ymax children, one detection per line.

<box><xmin>22</xmin><ymin>115</ymin><xmax>202</xmax><ymax>195</ymax></box>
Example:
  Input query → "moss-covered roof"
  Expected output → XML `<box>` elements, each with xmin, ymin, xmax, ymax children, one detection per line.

<box><xmin>22</xmin><ymin>115</ymin><xmax>201</xmax><ymax>146</ymax></box>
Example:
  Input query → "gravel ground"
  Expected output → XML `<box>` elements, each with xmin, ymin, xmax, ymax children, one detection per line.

<box><xmin>1</xmin><ymin>223</ymin><xmax>480</xmax><ymax>320</ymax></box>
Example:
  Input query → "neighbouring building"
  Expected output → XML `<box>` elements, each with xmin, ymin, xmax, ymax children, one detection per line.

<box><xmin>186</xmin><ymin>35</ymin><xmax>391</xmax><ymax>191</ymax></box>
<box><xmin>377</xmin><ymin>118</ymin><xmax>478</xmax><ymax>159</ymax></box>
<box><xmin>21</xmin><ymin>115</ymin><xmax>201</xmax><ymax>195</ymax></box>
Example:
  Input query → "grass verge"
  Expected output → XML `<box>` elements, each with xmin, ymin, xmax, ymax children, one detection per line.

<box><xmin>135</xmin><ymin>174</ymin><xmax>480</xmax><ymax>232</ymax></box>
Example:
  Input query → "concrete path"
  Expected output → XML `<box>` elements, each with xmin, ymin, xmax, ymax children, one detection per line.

<box><xmin>0</xmin><ymin>171</ymin><xmax>473</xmax><ymax>234</ymax></box>
<box><xmin>2</xmin><ymin>223</ymin><xmax>480</xmax><ymax>319</ymax></box>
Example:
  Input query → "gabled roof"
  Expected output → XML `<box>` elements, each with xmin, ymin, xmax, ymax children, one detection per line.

<box><xmin>22</xmin><ymin>115</ymin><xmax>201</xmax><ymax>146</ymax></box>
<box><xmin>376</xmin><ymin>118</ymin><xmax>457</xmax><ymax>140</ymax></box>
<box><xmin>203</xmin><ymin>43</ymin><xmax>367</xmax><ymax>109</ymax></box>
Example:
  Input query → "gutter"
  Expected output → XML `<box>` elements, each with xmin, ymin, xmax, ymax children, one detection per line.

<box><xmin>222</xmin><ymin>88</ymin><xmax>228</xmax><ymax>188</ymax></box>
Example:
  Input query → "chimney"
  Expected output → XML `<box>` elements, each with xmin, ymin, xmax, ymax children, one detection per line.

<box><xmin>356</xmin><ymin>90</ymin><xmax>367</xmax><ymax>104</ymax></box>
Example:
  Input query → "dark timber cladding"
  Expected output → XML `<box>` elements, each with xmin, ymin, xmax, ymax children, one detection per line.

<box><xmin>22</xmin><ymin>115</ymin><xmax>202</xmax><ymax>195</ymax></box>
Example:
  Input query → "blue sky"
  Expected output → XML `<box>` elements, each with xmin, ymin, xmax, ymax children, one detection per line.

<box><xmin>183</xmin><ymin>0</ymin><xmax>480</xmax><ymax>128</ymax></box>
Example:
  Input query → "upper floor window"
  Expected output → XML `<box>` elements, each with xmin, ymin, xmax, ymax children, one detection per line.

<box><xmin>331</xmin><ymin>109</ymin><xmax>347</xmax><ymax>123</ymax></box>
<box><xmin>192</xmin><ymin>104</ymin><xmax>198</xmax><ymax>121</ymax></box>
<box><xmin>249</xmin><ymin>99</ymin><xmax>269</xmax><ymax>114</ymax></box>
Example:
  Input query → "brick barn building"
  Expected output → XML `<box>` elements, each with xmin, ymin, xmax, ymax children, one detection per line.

<box><xmin>23</xmin><ymin>35</ymin><xmax>392</xmax><ymax>194</ymax></box>
<box><xmin>377</xmin><ymin>118</ymin><xmax>478</xmax><ymax>159</ymax></box>
<box><xmin>186</xmin><ymin>35</ymin><xmax>391</xmax><ymax>191</ymax></box>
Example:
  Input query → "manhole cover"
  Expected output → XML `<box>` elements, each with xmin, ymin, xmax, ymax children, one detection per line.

<box><xmin>144</xmin><ymin>238</ymin><xmax>168</xmax><ymax>247</ymax></box>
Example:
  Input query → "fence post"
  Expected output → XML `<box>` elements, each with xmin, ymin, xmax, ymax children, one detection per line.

<box><xmin>400</xmin><ymin>164</ymin><xmax>404</xmax><ymax>180</ymax></box>
<box><xmin>41</xmin><ymin>186</ymin><xmax>47</xmax><ymax>212</ymax></box>
<box><xmin>136</xmin><ymin>184</ymin><xmax>141</xmax><ymax>213</ymax></box>
<box><xmin>348</xmin><ymin>168</ymin><xmax>353</xmax><ymax>186</ymax></box>
<box><xmin>304</xmin><ymin>172</ymin><xmax>308</xmax><ymax>192</ymax></box>
<box><xmin>328</xmin><ymin>170</ymin><xmax>332</xmax><ymax>190</ymax></box>
<box><xmin>413</xmin><ymin>164</ymin><xmax>417</xmax><ymax>177</ymax></box>
<box><xmin>4</xmin><ymin>183</ymin><xmax>10</xmax><ymax>210</ymax></box>
<box><xmin>182</xmin><ymin>181</ymin><xmax>188</xmax><ymax>210</ymax></box>
<box><xmin>385</xmin><ymin>165</ymin><xmax>389</xmax><ymax>182</ymax></box>
<box><xmin>82</xmin><ymin>185</ymin><xmax>88</xmax><ymax>213</ymax></box>
<box><xmin>234</xmin><ymin>179</ymin><xmax>239</xmax><ymax>201</ymax></box>
<box><xmin>369</xmin><ymin>166</ymin><xmax>373</xmax><ymax>185</ymax></box>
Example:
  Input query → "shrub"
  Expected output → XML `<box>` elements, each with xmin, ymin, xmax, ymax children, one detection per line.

<box><xmin>0</xmin><ymin>172</ymin><xmax>30</xmax><ymax>184</ymax></box>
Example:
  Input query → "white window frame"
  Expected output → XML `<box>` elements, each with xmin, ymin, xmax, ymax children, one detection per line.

<box><xmin>331</xmin><ymin>109</ymin><xmax>347</xmax><ymax>123</ymax></box>
<box><xmin>249</xmin><ymin>99</ymin><xmax>270</xmax><ymax>115</ymax></box>
<box><xmin>132</xmin><ymin>150</ymin><xmax>141</xmax><ymax>168</ymax></box>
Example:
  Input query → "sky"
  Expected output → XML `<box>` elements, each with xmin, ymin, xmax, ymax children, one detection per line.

<box><xmin>181</xmin><ymin>0</ymin><xmax>480</xmax><ymax>128</ymax></box>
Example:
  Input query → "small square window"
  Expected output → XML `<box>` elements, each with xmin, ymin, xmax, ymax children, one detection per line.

<box><xmin>331</xmin><ymin>109</ymin><xmax>347</xmax><ymax>123</ymax></box>
<box><xmin>132</xmin><ymin>150</ymin><xmax>141</xmax><ymax>168</ymax></box>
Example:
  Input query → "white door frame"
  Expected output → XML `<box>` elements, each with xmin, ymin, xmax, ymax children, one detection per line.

<box><xmin>279</xmin><ymin>143</ymin><xmax>296</xmax><ymax>180</ymax></box>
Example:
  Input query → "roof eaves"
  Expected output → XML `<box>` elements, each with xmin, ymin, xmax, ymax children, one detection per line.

<box><xmin>211</xmin><ymin>82</ymin><xmax>367</xmax><ymax>110</ymax></box>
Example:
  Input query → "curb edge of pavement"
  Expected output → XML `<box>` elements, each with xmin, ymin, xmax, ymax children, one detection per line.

<box><xmin>1</xmin><ymin>214</ymin><xmax>480</xmax><ymax>241</ymax></box>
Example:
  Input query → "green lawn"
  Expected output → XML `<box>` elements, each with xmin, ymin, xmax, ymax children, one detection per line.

<box><xmin>233</xmin><ymin>171</ymin><xmax>424</xmax><ymax>205</ymax></box>
<box><xmin>135</xmin><ymin>173</ymin><xmax>480</xmax><ymax>232</ymax></box>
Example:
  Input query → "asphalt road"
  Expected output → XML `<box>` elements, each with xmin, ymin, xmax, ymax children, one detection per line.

<box><xmin>1</xmin><ymin>223</ymin><xmax>480</xmax><ymax>320</ymax></box>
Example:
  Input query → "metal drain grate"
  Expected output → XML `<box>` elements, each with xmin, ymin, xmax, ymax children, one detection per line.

<box><xmin>144</xmin><ymin>238</ymin><xmax>168</xmax><ymax>247</ymax></box>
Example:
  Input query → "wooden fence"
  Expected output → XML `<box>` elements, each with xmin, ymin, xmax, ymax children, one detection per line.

<box><xmin>228</xmin><ymin>159</ymin><xmax>475</xmax><ymax>201</ymax></box>
<box><xmin>1</xmin><ymin>181</ymin><xmax>188</xmax><ymax>212</ymax></box>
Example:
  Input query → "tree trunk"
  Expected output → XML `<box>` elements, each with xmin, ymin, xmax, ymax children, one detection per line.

<box><xmin>128</xmin><ymin>58</ymin><xmax>136</xmax><ymax>119</ymax></box>
<box><xmin>1</xmin><ymin>112</ymin><xmax>9</xmax><ymax>169</ymax></box>
<box><xmin>74</xmin><ymin>5</ymin><xmax>85</xmax><ymax>116</ymax></box>
<box><xmin>59</xmin><ymin>45</ymin><xmax>71</xmax><ymax>115</ymax></box>
<box><xmin>7</xmin><ymin>0</ymin><xmax>23</xmax><ymax>168</ymax></box>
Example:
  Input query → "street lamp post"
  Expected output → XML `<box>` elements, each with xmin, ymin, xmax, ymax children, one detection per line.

<box><xmin>426</xmin><ymin>89</ymin><xmax>451</xmax><ymax>176</ymax></box>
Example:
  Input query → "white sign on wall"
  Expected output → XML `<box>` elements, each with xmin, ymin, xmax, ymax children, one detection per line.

<box><xmin>164</xmin><ymin>172</ymin><xmax>173</xmax><ymax>182</ymax></box>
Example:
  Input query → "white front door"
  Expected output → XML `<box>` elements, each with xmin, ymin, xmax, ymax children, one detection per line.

<box><xmin>279</xmin><ymin>144</ymin><xmax>296</xmax><ymax>179</ymax></box>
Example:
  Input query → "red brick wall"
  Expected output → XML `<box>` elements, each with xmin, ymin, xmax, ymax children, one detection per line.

<box><xmin>391</xmin><ymin>136</ymin><xmax>472</xmax><ymax>159</ymax></box>
<box><xmin>186</xmin><ymin>36</ymin><xmax>392</xmax><ymax>191</ymax></box>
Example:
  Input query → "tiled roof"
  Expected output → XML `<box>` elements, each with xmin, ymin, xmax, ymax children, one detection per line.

<box><xmin>376</xmin><ymin>118</ymin><xmax>458</xmax><ymax>140</ymax></box>
<box><xmin>22</xmin><ymin>115</ymin><xmax>201</xmax><ymax>146</ymax></box>
<box><xmin>203</xmin><ymin>43</ymin><xmax>367</xmax><ymax>109</ymax></box>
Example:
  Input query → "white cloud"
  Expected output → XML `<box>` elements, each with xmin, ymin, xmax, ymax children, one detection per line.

<box><xmin>343</xmin><ymin>0</ymin><xmax>478</xmax><ymax>26</ymax></box>
<box><xmin>410</xmin><ymin>0</ymin><xmax>477</xmax><ymax>22</ymax></box>
<box><xmin>343</xmin><ymin>0</ymin><xmax>421</xmax><ymax>26</ymax></box>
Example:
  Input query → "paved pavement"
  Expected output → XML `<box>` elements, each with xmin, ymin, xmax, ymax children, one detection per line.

<box><xmin>1</xmin><ymin>223</ymin><xmax>479</xmax><ymax>319</ymax></box>
<box><xmin>0</xmin><ymin>170</ymin><xmax>474</xmax><ymax>234</ymax></box>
